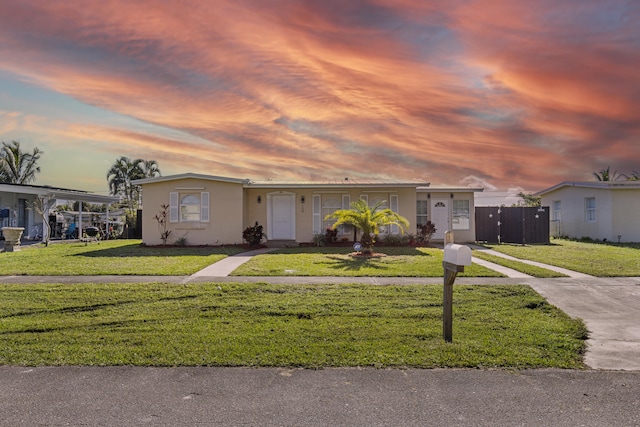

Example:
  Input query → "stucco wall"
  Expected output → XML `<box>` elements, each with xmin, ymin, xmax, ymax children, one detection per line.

<box><xmin>611</xmin><ymin>189</ymin><xmax>640</xmax><ymax>242</ymax></box>
<box><xmin>140</xmin><ymin>178</ymin><xmax>244</xmax><ymax>246</ymax></box>
<box><xmin>541</xmin><ymin>186</ymin><xmax>615</xmax><ymax>241</ymax></box>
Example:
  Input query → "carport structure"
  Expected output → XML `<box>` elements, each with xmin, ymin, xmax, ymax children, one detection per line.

<box><xmin>0</xmin><ymin>183</ymin><xmax>120</xmax><ymax>242</ymax></box>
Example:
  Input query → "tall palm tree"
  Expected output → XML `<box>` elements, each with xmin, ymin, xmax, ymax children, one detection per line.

<box><xmin>593</xmin><ymin>166</ymin><xmax>626</xmax><ymax>181</ymax></box>
<box><xmin>0</xmin><ymin>140</ymin><xmax>43</xmax><ymax>184</ymax></box>
<box><xmin>106</xmin><ymin>156</ymin><xmax>145</xmax><ymax>214</ymax></box>
<box><xmin>325</xmin><ymin>199</ymin><xmax>409</xmax><ymax>255</ymax></box>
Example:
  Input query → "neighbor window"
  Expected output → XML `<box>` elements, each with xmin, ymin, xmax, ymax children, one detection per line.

<box><xmin>552</xmin><ymin>200</ymin><xmax>561</xmax><ymax>221</ymax></box>
<box><xmin>169</xmin><ymin>192</ymin><xmax>210</xmax><ymax>223</ymax></box>
<box><xmin>585</xmin><ymin>197</ymin><xmax>596</xmax><ymax>222</ymax></box>
<box><xmin>452</xmin><ymin>199</ymin><xmax>470</xmax><ymax>230</ymax></box>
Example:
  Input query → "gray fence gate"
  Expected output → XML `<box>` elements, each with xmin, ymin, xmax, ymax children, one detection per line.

<box><xmin>475</xmin><ymin>206</ymin><xmax>550</xmax><ymax>244</ymax></box>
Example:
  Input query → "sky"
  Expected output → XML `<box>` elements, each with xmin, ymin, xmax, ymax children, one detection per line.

<box><xmin>0</xmin><ymin>0</ymin><xmax>639</xmax><ymax>199</ymax></box>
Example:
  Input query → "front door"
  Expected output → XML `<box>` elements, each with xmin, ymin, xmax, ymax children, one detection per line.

<box><xmin>269</xmin><ymin>193</ymin><xmax>295</xmax><ymax>240</ymax></box>
<box><xmin>430</xmin><ymin>199</ymin><xmax>449</xmax><ymax>240</ymax></box>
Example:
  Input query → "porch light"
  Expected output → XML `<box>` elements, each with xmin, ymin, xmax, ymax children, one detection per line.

<box><xmin>300</xmin><ymin>195</ymin><xmax>305</xmax><ymax>204</ymax></box>
<box><xmin>257</xmin><ymin>195</ymin><xmax>262</xmax><ymax>204</ymax></box>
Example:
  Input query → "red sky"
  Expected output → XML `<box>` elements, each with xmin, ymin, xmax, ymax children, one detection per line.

<box><xmin>0</xmin><ymin>0</ymin><xmax>638</xmax><ymax>195</ymax></box>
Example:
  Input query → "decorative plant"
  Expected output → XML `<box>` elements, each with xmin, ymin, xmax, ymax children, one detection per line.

<box><xmin>154</xmin><ymin>203</ymin><xmax>172</xmax><ymax>245</ymax></box>
<box><xmin>325</xmin><ymin>199</ymin><xmax>409</xmax><ymax>255</ymax></box>
<box><xmin>419</xmin><ymin>221</ymin><xmax>437</xmax><ymax>243</ymax></box>
<box><xmin>242</xmin><ymin>221</ymin><xmax>266</xmax><ymax>247</ymax></box>
<box><xmin>312</xmin><ymin>233</ymin><xmax>326</xmax><ymax>247</ymax></box>
<box><xmin>325</xmin><ymin>227</ymin><xmax>338</xmax><ymax>244</ymax></box>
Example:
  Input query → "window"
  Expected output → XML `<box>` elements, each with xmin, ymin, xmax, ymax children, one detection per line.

<box><xmin>552</xmin><ymin>200</ymin><xmax>561</xmax><ymax>221</ymax></box>
<box><xmin>416</xmin><ymin>200</ymin><xmax>428</xmax><ymax>230</ymax></box>
<box><xmin>169</xmin><ymin>192</ymin><xmax>209</xmax><ymax>223</ymax></box>
<box><xmin>585</xmin><ymin>197</ymin><xmax>596</xmax><ymax>222</ymax></box>
<box><xmin>452</xmin><ymin>199</ymin><xmax>470</xmax><ymax>230</ymax></box>
<box><xmin>322</xmin><ymin>196</ymin><xmax>342</xmax><ymax>231</ymax></box>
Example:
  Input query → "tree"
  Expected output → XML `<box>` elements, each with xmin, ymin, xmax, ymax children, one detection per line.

<box><xmin>515</xmin><ymin>192</ymin><xmax>541</xmax><ymax>207</ymax></box>
<box><xmin>325</xmin><ymin>199</ymin><xmax>409</xmax><ymax>255</ymax></box>
<box><xmin>106</xmin><ymin>157</ymin><xmax>160</xmax><ymax>215</ymax></box>
<box><xmin>0</xmin><ymin>140</ymin><xmax>43</xmax><ymax>184</ymax></box>
<box><xmin>593</xmin><ymin>166</ymin><xmax>626</xmax><ymax>181</ymax></box>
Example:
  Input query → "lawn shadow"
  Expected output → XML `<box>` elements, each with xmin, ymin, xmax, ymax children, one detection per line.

<box><xmin>322</xmin><ymin>255</ymin><xmax>391</xmax><ymax>272</ymax></box>
<box><xmin>76</xmin><ymin>243</ymin><xmax>239</xmax><ymax>258</ymax></box>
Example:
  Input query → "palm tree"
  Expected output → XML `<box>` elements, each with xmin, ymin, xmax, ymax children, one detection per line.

<box><xmin>140</xmin><ymin>159</ymin><xmax>161</xmax><ymax>179</ymax></box>
<box><xmin>106</xmin><ymin>157</ymin><xmax>145</xmax><ymax>214</ymax></box>
<box><xmin>0</xmin><ymin>140</ymin><xmax>43</xmax><ymax>184</ymax></box>
<box><xmin>593</xmin><ymin>166</ymin><xmax>626</xmax><ymax>181</ymax></box>
<box><xmin>629</xmin><ymin>171</ymin><xmax>640</xmax><ymax>181</ymax></box>
<box><xmin>325</xmin><ymin>199</ymin><xmax>409</xmax><ymax>255</ymax></box>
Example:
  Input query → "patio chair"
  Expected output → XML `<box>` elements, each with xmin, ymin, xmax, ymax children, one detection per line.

<box><xmin>64</xmin><ymin>223</ymin><xmax>77</xmax><ymax>239</ymax></box>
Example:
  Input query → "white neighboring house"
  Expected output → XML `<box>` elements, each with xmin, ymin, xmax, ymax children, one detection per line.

<box><xmin>535</xmin><ymin>181</ymin><xmax>640</xmax><ymax>243</ymax></box>
<box><xmin>0</xmin><ymin>182</ymin><xmax>120</xmax><ymax>241</ymax></box>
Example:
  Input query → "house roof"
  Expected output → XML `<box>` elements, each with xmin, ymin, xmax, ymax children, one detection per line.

<box><xmin>0</xmin><ymin>182</ymin><xmax>120</xmax><ymax>204</ymax></box>
<box><xmin>417</xmin><ymin>186</ymin><xmax>484</xmax><ymax>193</ymax></box>
<box><xmin>134</xmin><ymin>173</ymin><xmax>431</xmax><ymax>188</ymax></box>
<box><xmin>132</xmin><ymin>173</ymin><xmax>250</xmax><ymax>185</ymax></box>
<box><xmin>535</xmin><ymin>181</ymin><xmax>640</xmax><ymax>196</ymax></box>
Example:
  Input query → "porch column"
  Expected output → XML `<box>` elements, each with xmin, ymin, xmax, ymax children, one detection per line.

<box><xmin>78</xmin><ymin>201</ymin><xmax>83</xmax><ymax>239</ymax></box>
<box><xmin>105</xmin><ymin>204</ymin><xmax>110</xmax><ymax>240</ymax></box>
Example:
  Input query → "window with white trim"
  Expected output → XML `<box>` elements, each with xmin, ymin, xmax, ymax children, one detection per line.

<box><xmin>552</xmin><ymin>200</ymin><xmax>561</xmax><ymax>221</ymax></box>
<box><xmin>585</xmin><ymin>197</ymin><xmax>596</xmax><ymax>222</ymax></box>
<box><xmin>169</xmin><ymin>192</ymin><xmax>210</xmax><ymax>223</ymax></box>
<box><xmin>322</xmin><ymin>196</ymin><xmax>342</xmax><ymax>232</ymax></box>
<box><xmin>416</xmin><ymin>200</ymin><xmax>428</xmax><ymax>230</ymax></box>
<box><xmin>452</xmin><ymin>199</ymin><xmax>470</xmax><ymax>230</ymax></box>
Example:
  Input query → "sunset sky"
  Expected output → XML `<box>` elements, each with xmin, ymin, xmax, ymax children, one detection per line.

<box><xmin>1</xmin><ymin>0</ymin><xmax>638</xmax><ymax>199</ymax></box>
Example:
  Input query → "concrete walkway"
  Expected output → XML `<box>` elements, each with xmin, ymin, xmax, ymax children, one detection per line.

<box><xmin>186</xmin><ymin>247</ymin><xmax>276</xmax><ymax>279</ymax></box>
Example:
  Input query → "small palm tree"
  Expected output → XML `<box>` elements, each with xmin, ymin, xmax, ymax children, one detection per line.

<box><xmin>325</xmin><ymin>199</ymin><xmax>409</xmax><ymax>255</ymax></box>
<box><xmin>593</xmin><ymin>166</ymin><xmax>626</xmax><ymax>181</ymax></box>
<box><xmin>0</xmin><ymin>140</ymin><xmax>43</xmax><ymax>184</ymax></box>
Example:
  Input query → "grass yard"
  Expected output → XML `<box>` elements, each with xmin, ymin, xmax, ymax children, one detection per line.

<box><xmin>0</xmin><ymin>240</ymin><xmax>245</xmax><ymax>275</ymax></box>
<box><xmin>472</xmin><ymin>251</ymin><xmax>566</xmax><ymax>278</ymax></box>
<box><xmin>231</xmin><ymin>247</ymin><xmax>504</xmax><ymax>277</ymax></box>
<box><xmin>0</xmin><ymin>282</ymin><xmax>586</xmax><ymax>368</ymax></box>
<box><xmin>486</xmin><ymin>239</ymin><xmax>640</xmax><ymax>277</ymax></box>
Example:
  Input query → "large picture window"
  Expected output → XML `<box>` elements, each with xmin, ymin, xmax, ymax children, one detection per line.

<box><xmin>169</xmin><ymin>192</ymin><xmax>209</xmax><ymax>223</ymax></box>
<box><xmin>452</xmin><ymin>199</ymin><xmax>470</xmax><ymax>230</ymax></box>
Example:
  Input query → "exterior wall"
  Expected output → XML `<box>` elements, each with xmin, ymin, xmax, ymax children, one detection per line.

<box><xmin>611</xmin><ymin>189</ymin><xmax>640</xmax><ymax>242</ymax></box>
<box><xmin>541</xmin><ymin>187</ymin><xmax>615</xmax><ymax>241</ymax></box>
<box><xmin>243</xmin><ymin>187</ymin><xmax>419</xmax><ymax>244</ymax></box>
<box><xmin>0</xmin><ymin>192</ymin><xmax>39</xmax><ymax>238</ymax></box>
<box><xmin>416</xmin><ymin>191</ymin><xmax>477</xmax><ymax>243</ymax></box>
<box><xmin>140</xmin><ymin>178</ymin><xmax>244</xmax><ymax>246</ymax></box>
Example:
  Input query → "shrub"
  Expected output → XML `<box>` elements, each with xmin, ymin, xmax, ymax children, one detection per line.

<box><xmin>418</xmin><ymin>221</ymin><xmax>437</xmax><ymax>243</ymax></box>
<box><xmin>154</xmin><ymin>204</ymin><xmax>172</xmax><ymax>245</ymax></box>
<box><xmin>325</xmin><ymin>228</ymin><xmax>338</xmax><ymax>244</ymax></box>
<box><xmin>243</xmin><ymin>222</ymin><xmax>266</xmax><ymax>247</ymax></box>
<box><xmin>312</xmin><ymin>233</ymin><xmax>326</xmax><ymax>247</ymax></box>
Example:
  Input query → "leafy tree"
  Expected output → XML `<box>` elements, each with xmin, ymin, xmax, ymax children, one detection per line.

<box><xmin>593</xmin><ymin>166</ymin><xmax>626</xmax><ymax>181</ymax></box>
<box><xmin>515</xmin><ymin>192</ymin><xmax>541</xmax><ymax>207</ymax></box>
<box><xmin>106</xmin><ymin>157</ymin><xmax>161</xmax><ymax>215</ymax></box>
<box><xmin>0</xmin><ymin>140</ymin><xmax>43</xmax><ymax>184</ymax></box>
<box><xmin>325</xmin><ymin>199</ymin><xmax>409</xmax><ymax>255</ymax></box>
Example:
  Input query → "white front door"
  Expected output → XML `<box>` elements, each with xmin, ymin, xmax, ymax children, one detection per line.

<box><xmin>268</xmin><ymin>193</ymin><xmax>295</xmax><ymax>240</ymax></box>
<box><xmin>430</xmin><ymin>199</ymin><xmax>449</xmax><ymax>240</ymax></box>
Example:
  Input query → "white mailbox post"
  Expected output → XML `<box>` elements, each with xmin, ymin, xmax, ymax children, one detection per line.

<box><xmin>442</xmin><ymin>242</ymin><xmax>472</xmax><ymax>342</ymax></box>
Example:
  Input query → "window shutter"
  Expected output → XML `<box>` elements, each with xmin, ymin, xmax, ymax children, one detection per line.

<box><xmin>313</xmin><ymin>195</ymin><xmax>321</xmax><ymax>234</ymax></box>
<box><xmin>390</xmin><ymin>194</ymin><xmax>399</xmax><ymax>234</ymax></box>
<box><xmin>169</xmin><ymin>192</ymin><xmax>178</xmax><ymax>223</ymax></box>
<box><xmin>201</xmin><ymin>192</ymin><xmax>210</xmax><ymax>222</ymax></box>
<box><xmin>360</xmin><ymin>194</ymin><xmax>368</xmax><ymax>204</ymax></box>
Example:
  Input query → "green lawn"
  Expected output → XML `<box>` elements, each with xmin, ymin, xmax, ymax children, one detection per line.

<box><xmin>472</xmin><ymin>251</ymin><xmax>566</xmax><ymax>278</ymax></box>
<box><xmin>232</xmin><ymin>247</ymin><xmax>504</xmax><ymax>277</ymax></box>
<box><xmin>0</xmin><ymin>282</ymin><xmax>587</xmax><ymax>368</ymax></box>
<box><xmin>0</xmin><ymin>240</ymin><xmax>245</xmax><ymax>275</ymax></box>
<box><xmin>485</xmin><ymin>239</ymin><xmax>640</xmax><ymax>277</ymax></box>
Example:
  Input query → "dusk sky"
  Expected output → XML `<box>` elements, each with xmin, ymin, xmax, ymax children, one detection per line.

<box><xmin>1</xmin><ymin>0</ymin><xmax>638</xmax><ymax>199</ymax></box>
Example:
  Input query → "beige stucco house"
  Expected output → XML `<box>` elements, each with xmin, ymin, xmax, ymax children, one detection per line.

<box><xmin>134</xmin><ymin>173</ymin><xmax>482</xmax><ymax>246</ymax></box>
<box><xmin>536</xmin><ymin>181</ymin><xmax>640</xmax><ymax>242</ymax></box>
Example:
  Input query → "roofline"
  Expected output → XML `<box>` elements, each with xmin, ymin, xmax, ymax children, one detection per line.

<box><xmin>244</xmin><ymin>182</ymin><xmax>431</xmax><ymax>189</ymax></box>
<box><xmin>417</xmin><ymin>186</ymin><xmax>484</xmax><ymax>193</ymax></box>
<box><xmin>0</xmin><ymin>183</ymin><xmax>119</xmax><ymax>204</ymax></box>
<box><xmin>535</xmin><ymin>181</ymin><xmax>640</xmax><ymax>196</ymax></box>
<box><xmin>132</xmin><ymin>173</ymin><xmax>250</xmax><ymax>185</ymax></box>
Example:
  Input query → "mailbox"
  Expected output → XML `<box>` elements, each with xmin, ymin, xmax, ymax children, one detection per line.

<box><xmin>444</xmin><ymin>243</ymin><xmax>472</xmax><ymax>266</ymax></box>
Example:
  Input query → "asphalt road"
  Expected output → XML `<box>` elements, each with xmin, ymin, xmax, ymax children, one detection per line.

<box><xmin>1</xmin><ymin>366</ymin><xmax>639</xmax><ymax>426</ymax></box>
